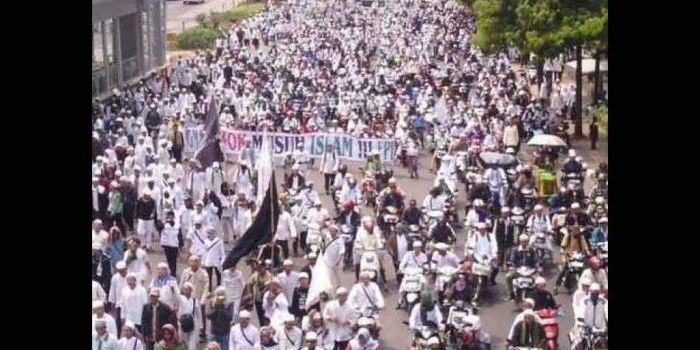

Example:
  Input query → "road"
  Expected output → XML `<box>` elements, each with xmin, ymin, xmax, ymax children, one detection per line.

<box><xmin>165</xmin><ymin>0</ymin><xmax>243</xmax><ymax>34</ymax></box>
<box><xmin>141</xmin><ymin>146</ymin><xmax>601</xmax><ymax>350</ymax></box>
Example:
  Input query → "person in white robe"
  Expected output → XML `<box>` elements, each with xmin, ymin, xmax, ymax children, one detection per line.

<box><xmin>348</xmin><ymin>272</ymin><xmax>386</xmax><ymax>313</ymax></box>
<box><xmin>263</xmin><ymin>279</ymin><xmax>290</xmax><ymax>329</ymax></box>
<box><xmin>206</xmin><ymin>162</ymin><xmax>226</xmax><ymax>196</ymax></box>
<box><xmin>275</xmin><ymin>314</ymin><xmax>303</xmax><ymax>350</ymax></box>
<box><xmin>234</xmin><ymin>160</ymin><xmax>255</xmax><ymax>198</ymax></box>
<box><xmin>322</xmin><ymin>287</ymin><xmax>356</xmax><ymax>350</ymax></box>
<box><xmin>177</xmin><ymin>282</ymin><xmax>203</xmax><ymax>350</ymax></box>
<box><xmin>93</xmin><ymin>280</ymin><xmax>107</xmax><ymax>303</ymax></box>
<box><xmin>93</xmin><ymin>319</ymin><xmax>119</xmax><ymax>350</ymax></box>
<box><xmin>322</xmin><ymin>226</ymin><xmax>345</xmax><ymax>291</ymax></box>
<box><xmin>92</xmin><ymin>300</ymin><xmax>118</xmax><ymax>338</ymax></box>
<box><xmin>277</xmin><ymin>260</ymin><xmax>300</xmax><ymax>304</ymax></box>
<box><xmin>229</xmin><ymin>310</ymin><xmax>260</xmax><ymax>350</ymax></box>
<box><xmin>117</xmin><ymin>321</ymin><xmax>144</xmax><ymax>350</ymax></box>
<box><xmin>222</xmin><ymin>265</ymin><xmax>246</xmax><ymax>318</ymax></box>
<box><xmin>119</xmin><ymin>274</ymin><xmax>148</xmax><ymax>330</ymax></box>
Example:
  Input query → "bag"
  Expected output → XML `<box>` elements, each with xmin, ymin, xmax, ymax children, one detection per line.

<box><xmin>179</xmin><ymin>299</ymin><xmax>196</xmax><ymax>332</ymax></box>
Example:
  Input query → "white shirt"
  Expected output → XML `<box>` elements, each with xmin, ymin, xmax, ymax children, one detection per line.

<box><xmin>160</xmin><ymin>223</ymin><xmax>180</xmax><ymax>248</ymax></box>
<box><xmin>399</xmin><ymin>252</ymin><xmax>428</xmax><ymax>272</ymax></box>
<box><xmin>263</xmin><ymin>291</ymin><xmax>289</xmax><ymax>319</ymax></box>
<box><xmin>222</xmin><ymin>269</ymin><xmax>246</xmax><ymax>303</ymax></box>
<box><xmin>230</xmin><ymin>323</ymin><xmax>260</xmax><ymax>350</ymax></box>
<box><xmin>432</xmin><ymin>251</ymin><xmax>460</xmax><ymax>269</ymax></box>
<box><xmin>323</xmin><ymin>237</ymin><xmax>345</xmax><ymax>269</ymax></box>
<box><xmin>466</xmin><ymin>232</ymin><xmax>498</xmax><ymax>259</ymax></box>
<box><xmin>320</xmin><ymin>151</ymin><xmax>338</xmax><ymax>174</ymax></box>
<box><xmin>339</xmin><ymin>186</ymin><xmax>360</xmax><ymax>204</ymax></box>
<box><xmin>203</xmin><ymin>236</ymin><xmax>226</xmax><ymax>268</ymax></box>
<box><xmin>395</xmin><ymin>234</ymin><xmax>409</xmax><ymax>263</ymax></box>
<box><xmin>323</xmin><ymin>300</ymin><xmax>357</xmax><ymax>341</ymax></box>
<box><xmin>93</xmin><ymin>281</ymin><xmax>107</xmax><ymax>302</ymax></box>
<box><xmin>348</xmin><ymin>282</ymin><xmax>385</xmax><ymax>311</ymax></box>
<box><xmin>275</xmin><ymin>211</ymin><xmax>297</xmax><ymax>241</ymax></box>
<box><xmin>117</xmin><ymin>337</ymin><xmax>144</xmax><ymax>350</ymax></box>
<box><xmin>120</xmin><ymin>285</ymin><xmax>148</xmax><ymax>324</ymax></box>
<box><xmin>187</xmin><ymin>228</ymin><xmax>207</xmax><ymax>256</ymax></box>
<box><xmin>108</xmin><ymin>273</ymin><xmax>128</xmax><ymax>306</ymax></box>
<box><xmin>93</xmin><ymin>332</ymin><xmax>119</xmax><ymax>350</ymax></box>
<box><xmin>277</xmin><ymin>271</ymin><xmax>300</xmax><ymax>304</ymax></box>
<box><xmin>579</xmin><ymin>268</ymin><xmax>608</xmax><ymax>289</ymax></box>
<box><xmin>422</xmin><ymin>195</ymin><xmax>445</xmax><ymax>212</ymax></box>
<box><xmin>177</xmin><ymin>295</ymin><xmax>202</xmax><ymax>329</ymax></box>
<box><xmin>92</xmin><ymin>313</ymin><xmax>118</xmax><ymax>337</ymax></box>
<box><xmin>408</xmin><ymin>304</ymin><xmax>443</xmax><ymax>331</ymax></box>
<box><xmin>305</xmin><ymin>207</ymin><xmax>329</xmax><ymax>227</ymax></box>
<box><xmin>582</xmin><ymin>297</ymin><xmax>608</xmax><ymax>329</ymax></box>
<box><xmin>123</xmin><ymin>249</ymin><xmax>149</xmax><ymax>280</ymax></box>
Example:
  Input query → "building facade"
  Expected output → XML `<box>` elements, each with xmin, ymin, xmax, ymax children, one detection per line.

<box><xmin>92</xmin><ymin>0</ymin><xmax>167</xmax><ymax>97</ymax></box>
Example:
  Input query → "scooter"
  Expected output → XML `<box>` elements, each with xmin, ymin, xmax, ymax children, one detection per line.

<box><xmin>537</xmin><ymin>308</ymin><xmax>560</xmax><ymax>350</ymax></box>
<box><xmin>468</xmin><ymin>253</ymin><xmax>495</xmax><ymax>306</ymax></box>
<box><xmin>410</xmin><ymin>324</ymin><xmax>441</xmax><ymax>350</ymax></box>
<box><xmin>531</xmin><ymin>231</ymin><xmax>554</xmax><ymax>267</ymax></box>
<box><xmin>408</xmin><ymin>224</ymin><xmax>426</xmax><ymax>247</ymax></box>
<box><xmin>354</xmin><ymin>306</ymin><xmax>382</xmax><ymax>340</ymax></box>
<box><xmin>360</xmin><ymin>248</ymin><xmax>383</xmax><ymax>285</ymax></box>
<box><xmin>511</xmin><ymin>266</ymin><xmax>537</xmax><ymax>306</ymax></box>
<box><xmin>340</xmin><ymin>225</ymin><xmax>355</xmax><ymax>271</ymax></box>
<box><xmin>563</xmin><ymin>251</ymin><xmax>586</xmax><ymax>294</ymax></box>
<box><xmin>399</xmin><ymin>265</ymin><xmax>426</xmax><ymax>313</ymax></box>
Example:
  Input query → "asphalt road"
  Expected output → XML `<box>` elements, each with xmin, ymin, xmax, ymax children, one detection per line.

<box><xmin>165</xmin><ymin>0</ymin><xmax>243</xmax><ymax>34</ymax></box>
<box><xmin>140</xmin><ymin>149</ymin><xmax>584</xmax><ymax>350</ymax></box>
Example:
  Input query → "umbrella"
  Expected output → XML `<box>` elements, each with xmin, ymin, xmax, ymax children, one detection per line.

<box><xmin>527</xmin><ymin>134</ymin><xmax>567</xmax><ymax>147</ymax></box>
<box><xmin>479</xmin><ymin>152</ymin><xmax>517</xmax><ymax>166</ymax></box>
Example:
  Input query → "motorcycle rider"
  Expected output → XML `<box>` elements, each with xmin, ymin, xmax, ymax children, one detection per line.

<box><xmin>572</xmin><ymin>277</ymin><xmax>593</xmax><ymax>318</ymax></box>
<box><xmin>465</xmin><ymin>222</ymin><xmax>499</xmax><ymax>287</ymax></box>
<box><xmin>361</xmin><ymin>151</ymin><xmax>382</xmax><ymax>174</ymax></box>
<box><xmin>353</xmin><ymin>217</ymin><xmax>385</xmax><ymax>283</ymax></box>
<box><xmin>576</xmin><ymin>283</ymin><xmax>608</xmax><ymax>329</ymax></box>
<box><xmin>397</xmin><ymin>241</ymin><xmax>429</xmax><ymax>309</ymax></box>
<box><xmin>526</xmin><ymin>204</ymin><xmax>553</xmax><ymax>233</ymax></box>
<box><xmin>561</xmin><ymin>149</ymin><xmax>583</xmax><ymax>175</ymax></box>
<box><xmin>504</xmin><ymin>235</ymin><xmax>540</xmax><ymax>301</ymax></box>
<box><xmin>348</xmin><ymin>271</ymin><xmax>386</xmax><ymax>314</ymax></box>
<box><xmin>429</xmin><ymin>218</ymin><xmax>457</xmax><ymax>245</ymax></box>
<box><xmin>287</xmin><ymin>165</ymin><xmax>306</xmax><ymax>191</ymax></box>
<box><xmin>346</xmin><ymin>328</ymin><xmax>379</xmax><ymax>350</ymax></box>
<box><xmin>588</xmin><ymin>173</ymin><xmax>608</xmax><ymax>200</ymax></box>
<box><xmin>589</xmin><ymin>217</ymin><xmax>608</xmax><ymax>245</ymax></box>
<box><xmin>553</xmin><ymin>225</ymin><xmax>591</xmax><ymax>295</ymax></box>
<box><xmin>579</xmin><ymin>257</ymin><xmax>608</xmax><ymax>290</ymax></box>
<box><xmin>431</xmin><ymin>242</ymin><xmax>460</xmax><ymax>269</ymax></box>
<box><xmin>339</xmin><ymin>178</ymin><xmax>361</xmax><ymax>206</ymax></box>
<box><xmin>506</xmin><ymin>309</ymin><xmax>546</xmax><ymax>350</ymax></box>
<box><xmin>548</xmin><ymin>187</ymin><xmax>573</xmax><ymax>211</ymax></box>
<box><xmin>531</xmin><ymin>277</ymin><xmax>557</xmax><ymax>311</ymax></box>
<box><xmin>423</xmin><ymin>187</ymin><xmax>447</xmax><ymax>213</ymax></box>
<box><xmin>401</xmin><ymin>199</ymin><xmax>425</xmax><ymax>227</ymax></box>
<box><xmin>467</xmin><ymin>180</ymin><xmax>490</xmax><ymax>213</ymax></box>
<box><xmin>379</xmin><ymin>178</ymin><xmax>406</xmax><ymax>213</ymax></box>
<box><xmin>465</xmin><ymin>199</ymin><xmax>489</xmax><ymax>229</ymax></box>
<box><xmin>458</xmin><ymin>315</ymin><xmax>492</xmax><ymax>350</ymax></box>
<box><xmin>408</xmin><ymin>293</ymin><xmax>444</xmax><ymax>334</ymax></box>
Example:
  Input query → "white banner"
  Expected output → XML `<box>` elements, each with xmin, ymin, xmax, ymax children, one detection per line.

<box><xmin>185</xmin><ymin>128</ymin><xmax>397</xmax><ymax>163</ymax></box>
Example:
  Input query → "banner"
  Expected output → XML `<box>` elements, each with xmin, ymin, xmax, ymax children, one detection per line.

<box><xmin>185</xmin><ymin>128</ymin><xmax>396</xmax><ymax>163</ymax></box>
<box><xmin>184</xmin><ymin>125</ymin><xmax>204</xmax><ymax>154</ymax></box>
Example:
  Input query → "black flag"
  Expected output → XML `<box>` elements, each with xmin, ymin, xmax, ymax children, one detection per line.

<box><xmin>194</xmin><ymin>96</ymin><xmax>225</xmax><ymax>169</ymax></box>
<box><xmin>222</xmin><ymin>171</ymin><xmax>280</xmax><ymax>270</ymax></box>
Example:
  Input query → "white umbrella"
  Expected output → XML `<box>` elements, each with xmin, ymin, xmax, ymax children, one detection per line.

<box><xmin>527</xmin><ymin>134</ymin><xmax>567</xmax><ymax>147</ymax></box>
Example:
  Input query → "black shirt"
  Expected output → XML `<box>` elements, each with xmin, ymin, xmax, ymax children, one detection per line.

<box><xmin>136</xmin><ymin>198</ymin><xmax>156</xmax><ymax>220</ymax></box>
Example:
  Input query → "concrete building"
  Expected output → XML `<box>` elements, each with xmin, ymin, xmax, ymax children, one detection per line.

<box><xmin>92</xmin><ymin>0</ymin><xmax>167</xmax><ymax>97</ymax></box>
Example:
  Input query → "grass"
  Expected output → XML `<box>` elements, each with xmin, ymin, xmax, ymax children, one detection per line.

<box><xmin>170</xmin><ymin>2</ymin><xmax>266</xmax><ymax>51</ymax></box>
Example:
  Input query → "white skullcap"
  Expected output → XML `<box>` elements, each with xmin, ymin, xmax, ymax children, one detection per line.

<box><xmin>360</xmin><ymin>271</ymin><xmax>371</xmax><ymax>278</ymax></box>
<box><xmin>157</xmin><ymin>262</ymin><xmax>169</xmax><ymax>269</ymax></box>
<box><xmin>305</xmin><ymin>331</ymin><xmax>318</xmax><ymax>341</ymax></box>
<box><xmin>92</xmin><ymin>300</ymin><xmax>105</xmax><ymax>309</ymax></box>
<box><xmin>568</xmin><ymin>149</ymin><xmax>576</xmax><ymax>157</ymax></box>
<box><xmin>299</xmin><ymin>272</ymin><xmax>309</xmax><ymax>279</ymax></box>
<box><xmin>308</xmin><ymin>252</ymin><xmax>317</xmax><ymax>258</ymax></box>
<box><xmin>534</xmin><ymin>204</ymin><xmax>544</xmax><ymax>211</ymax></box>
<box><xmin>194</xmin><ymin>216</ymin><xmax>204</xmax><ymax>224</ymax></box>
<box><xmin>599</xmin><ymin>217</ymin><xmax>608</xmax><ymax>223</ymax></box>
<box><xmin>284</xmin><ymin>313</ymin><xmax>295</xmax><ymax>322</ymax></box>
<box><xmin>412</xmin><ymin>241</ymin><xmax>423</xmax><ymax>248</ymax></box>
<box><xmin>523</xmin><ymin>298</ymin><xmax>535</xmax><ymax>306</ymax></box>
<box><xmin>501</xmin><ymin>207</ymin><xmax>511</xmax><ymax>213</ymax></box>
<box><xmin>579</xmin><ymin>277</ymin><xmax>593</xmax><ymax>286</ymax></box>
<box><xmin>476</xmin><ymin>222</ymin><xmax>486</xmax><ymax>229</ymax></box>
<box><xmin>435</xmin><ymin>242</ymin><xmax>450</xmax><ymax>251</ymax></box>
<box><xmin>92</xmin><ymin>242</ymin><xmax>103</xmax><ymax>250</ymax></box>
<box><xmin>590</xmin><ymin>283</ymin><xmax>601</xmax><ymax>292</ymax></box>
<box><xmin>123</xmin><ymin>321</ymin><xmax>136</xmax><ymax>330</ymax></box>
<box><xmin>427</xmin><ymin>337</ymin><xmax>441</xmax><ymax>346</ymax></box>
<box><xmin>336</xmin><ymin>287</ymin><xmax>348</xmax><ymax>295</ymax></box>
<box><xmin>535</xmin><ymin>277</ymin><xmax>546</xmax><ymax>285</ymax></box>
<box><xmin>283</xmin><ymin>259</ymin><xmax>294</xmax><ymax>266</ymax></box>
<box><xmin>94</xmin><ymin>319</ymin><xmax>107</xmax><ymax>327</ymax></box>
<box><xmin>519</xmin><ymin>234</ymin><xmax>529</xmax><ymax>241</ymax></box>
<box><xmin>239</xmin><ymin>309</ymin><xmax>251</xmax><ymax>318</ymax></box>
<box><xmin>314</xmin><ymin>199</ymin><xmax>323</xmax><ymax>205</ymax></box>
<box><xmin>522</xmin><ymin>309</ymin><xmax>535</xmax><ymax>317</ymax></box>
<box><xmin>571</xmin><ymin>202</ymin><xmax>581</xmax><ymax>209</ymax></box>
<box><xmin>115</xmin><ymin>261</ymin><xmax>127</xmax><ymax>270</ymax></box>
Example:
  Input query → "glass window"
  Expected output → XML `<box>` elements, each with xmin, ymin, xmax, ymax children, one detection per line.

<box><xmin>104</xmin><ymin>19</ymin><xmax>114</xmax><ymax>64</ymax></box>
<box><xmin>93</xmin><ymin>22</ymin><xmax>104</xmax><ymax>67</ymax></box>
<box><xmin>142</xmin><ymin>11</ymin><xmax>151</xmax><ymax>71</ymax></box>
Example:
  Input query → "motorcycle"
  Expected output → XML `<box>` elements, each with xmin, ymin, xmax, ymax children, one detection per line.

<box><xmin>436</xmin><ymin>265</ymin><xmax>460</xmax><ymax>304</ymax></box>
<box><xmin>594</xmin><ymin>242</ymin><xmax>608</xmax><ymax>270</ymax></box>
<box><xmin>425</xmin><ymin>210</ymin><xmax>445</xmax><ymax>230</ymax></box>
<box><xmin>563</xmin><ymin>251</ymin><xmax>586</xmax><ymax>293</ymax></box>
<box><xmin>354</xmin><ymin>306</ymin><xmax>382</xmax><ymax>340</ymax></box>
<box><xmin>411</xmin><ymin>324</ymin><xmax>441</xmax><ymax>350</ymax></box>
<box><xmin>563</xmin><ymin>172</ymin><xmax>583</xmax><ymax>192</ymax></box>
<box><xmin>306</xmin><ymin>223</ymin><xmax>325</xmax><ymax>255</ymax></box>
<box><xmin>536</xmin><ymin>308</ymin><xmax>560</xmax><ymax>350</ymax></box>
<box><xmin>360</xmin><ymin>248</ymin><xmax>383</xmax><ymax>285</ymax></box>
<box><xmin>572</xmin><ymin>325</ymin><xmax>607</xmax><ymax>350</ymax></box>
<box><xmin>531</xmin><ymin>231</ymin><xmax>554</xmax><ymax>267</ymax></box>
<box><xmin>381</xmin><ymin>206</ymin><xmax>400</xmax><ymax>238</ymax></box>
<box><xmin>511</xmin><ymin>266</ymin><xmax>537</xmax><ymax>306</ymax></box>
<box><xmin>466</xmin><ymin>252</ymin><xmax>494</xmax><ymax>306</ymax></box>
<box><xmin>399</xmin><ymin>266</ymin><xmax>426</xmax><ymax>312</ymax></box>
<box><xmin>361</xmin><ymin>172</ymin><xmax>378</xmax><ymax>209</ymax></box>
<box><xmin>408</xmin><ymin>224</ymin><xmax>427</xmax><ymax>247</ymax></box>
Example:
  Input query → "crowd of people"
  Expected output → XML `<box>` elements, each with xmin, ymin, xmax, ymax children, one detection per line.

<box><xmin>92</xmin><ymin>0</ymin><xmax>608</xmax><ymax>349</ymax></box>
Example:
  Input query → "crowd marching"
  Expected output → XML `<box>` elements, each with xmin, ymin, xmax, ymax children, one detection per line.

<box><xmin>92</xmin><ymin>0</ymin><xmax>608</xmax><ymax>350</ymax></box>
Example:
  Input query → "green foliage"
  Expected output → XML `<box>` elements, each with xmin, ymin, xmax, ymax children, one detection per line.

<box><xmin>195</xmin><ymin>13</ymin><xmax>208</xmax><ymax>27</ymax></box>
<box><xmin>593</xmin><ymin>104</ymin><xmax>608</xmax><ymax>138</ymax></box>
<box><xmin>210</xmin><ymin>3</ymin><xmax>266</xmax><ymax>28</ymax></box>
<box><xmin>176</xmin><ymin>27</ymin><xmax>219</xmax><ymax>50</ymax></box>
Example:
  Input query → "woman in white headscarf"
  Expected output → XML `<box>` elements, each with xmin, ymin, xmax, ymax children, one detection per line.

<box><xmin>346</xmin><ymin>328</ymin><xmax>378</xmax><ymax>350</ymax></box>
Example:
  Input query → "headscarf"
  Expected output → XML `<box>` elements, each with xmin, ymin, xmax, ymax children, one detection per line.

<box><xmin>158</xmin><ymin>324</ymin><xmax>182</xmax><ymax>349</ymax></box>
<box><xmin>349</xmin><ymin>328</ymin><xmax>378</xmax><ymax>350</ymax></box>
